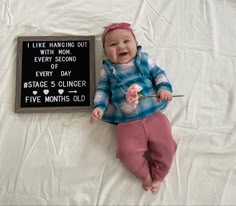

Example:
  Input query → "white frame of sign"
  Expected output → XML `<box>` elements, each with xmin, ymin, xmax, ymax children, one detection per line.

<box><xmin>15</xmin><ymin>36</ymin><xmax>95</xmax><ymax>113</ymax></box>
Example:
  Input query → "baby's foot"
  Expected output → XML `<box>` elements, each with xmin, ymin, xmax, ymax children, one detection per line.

<box><xmin>142</xmin><ymin>174</ymin><xmax>152</xmax><ymax>191</ymax></box>
<box><xmin>151</xmin><ymin>180</ymin><xmax>161</xmax><ymax>194</ymax></box>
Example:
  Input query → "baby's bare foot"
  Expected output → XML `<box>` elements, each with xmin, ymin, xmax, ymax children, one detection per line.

<box><xmin>142</xmin><ymin>174</ymin><xmax>152</xmax><ymax>191</ymax></box>
<box><xmin>151</xmin><ymin>180</ymin><xmax>161</xmax><ymax>194</ymax></box>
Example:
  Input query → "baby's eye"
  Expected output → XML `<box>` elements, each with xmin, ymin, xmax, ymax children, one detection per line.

<box><xmin>124</xmin><ymin>40</ymin><xmax>130</xmax><ymax>43</ymax></box>
<box><xmin>110</xmin><ymin>43</ymin><xmax>118</xmax><ymax>46</ymax></box>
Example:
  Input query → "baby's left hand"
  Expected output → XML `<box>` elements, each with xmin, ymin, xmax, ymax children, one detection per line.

<box><xmin>157</xmin><ymin>89</ymin><xmax>172</xmax><ymax>102</ymax></box>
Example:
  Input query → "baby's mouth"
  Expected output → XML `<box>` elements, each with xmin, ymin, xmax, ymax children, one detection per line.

<box><xmin>118</xmin><ymin>52</ymin><xmax>128</xmax><ymax>57</ymax></box>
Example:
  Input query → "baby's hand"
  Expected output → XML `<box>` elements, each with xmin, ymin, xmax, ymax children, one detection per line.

<box><xmin>157</xmin><ymin>89</ymin><xmax>172</xmax><ymax>102</ymax></box>
<box><xmin>90</xmin><ymin>108</ymin><xmax>104</xmax><ymax>124</ymax></box>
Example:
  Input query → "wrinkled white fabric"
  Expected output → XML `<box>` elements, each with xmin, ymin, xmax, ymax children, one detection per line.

<box><xmin>1</xmin><ymin>0</ymin><xmax>236</xmax><ymax>205</ymax></box>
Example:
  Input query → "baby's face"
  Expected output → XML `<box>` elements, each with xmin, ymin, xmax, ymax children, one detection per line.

<box><xmin>104</xmin><ymin>29</ymin><xmax>137</xmax><ymax>64</ymax></box>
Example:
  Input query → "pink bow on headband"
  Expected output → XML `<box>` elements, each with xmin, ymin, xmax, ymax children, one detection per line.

<box><xmin>104</xmin><ymin>22</ymin><xmax>132</xmax><ymax>30</ymax></box>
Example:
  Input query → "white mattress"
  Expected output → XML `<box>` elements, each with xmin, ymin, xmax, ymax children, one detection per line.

<box><xmin>1</xmin><ymin>0</ymin><xmax>236</xmax><ymax>205</ymax></box>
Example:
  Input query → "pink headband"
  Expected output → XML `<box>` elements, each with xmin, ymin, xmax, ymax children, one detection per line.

<box><xmin>102</xmin><ymin>22</ymin><xmax>136</xmax><ymax>48</ymax></box>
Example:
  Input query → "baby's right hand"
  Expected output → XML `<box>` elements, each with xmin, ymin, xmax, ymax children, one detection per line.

<box><xmin>90</xmin><ymin>108</ymin><xmax>104</xmax><ymax>124</ymax></box>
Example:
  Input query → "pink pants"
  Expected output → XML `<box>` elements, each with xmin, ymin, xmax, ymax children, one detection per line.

<box><xmin>116</xmin><ymin>111</ymin><xmax>177</xmax><ymax>181</ymax></box>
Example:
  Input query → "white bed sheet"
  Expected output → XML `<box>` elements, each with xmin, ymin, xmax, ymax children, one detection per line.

<box><xmin>1</xmin><ymin>0</ymin><xmax>236</xmax><ymax>205</ymax></box>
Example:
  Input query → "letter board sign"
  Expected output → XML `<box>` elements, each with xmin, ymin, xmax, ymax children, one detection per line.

<box><xmin>15</xmin><ymin>36</ymin><xmax>95</xmax><ymax>112</ymax></box>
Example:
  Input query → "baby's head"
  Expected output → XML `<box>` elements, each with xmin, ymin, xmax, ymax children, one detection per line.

<box><xmin>102</xmin><ymin>22</ymin><xmax>138</xmax><ymax>64</ymax></box>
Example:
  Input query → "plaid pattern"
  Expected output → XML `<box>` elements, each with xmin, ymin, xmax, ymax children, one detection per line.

<box><xmin>93</xmin><ymin>46</ymin><xmax>172</xmax><ymax>124</ymax></box>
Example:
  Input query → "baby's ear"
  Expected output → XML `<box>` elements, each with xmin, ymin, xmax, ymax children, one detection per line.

<box><xmin>103</xmin><ymin>49</ymin><xmax>107</xmax><ymax>56</ymax></box>
<box><xmin>102</xmin><ymin>51</ymin><xmax>107</xmax><ymax>59</ymax></box>
<box><xmin>136</xmin><ymin>41</ymin><xmax>138</xmax><ymax>46</ymax></box>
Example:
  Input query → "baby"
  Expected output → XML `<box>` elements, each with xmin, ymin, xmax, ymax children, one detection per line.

<box><xmin>90</xmin><ymin>22</ymin><xmax>177</xmax><ymax>194</ymax></box>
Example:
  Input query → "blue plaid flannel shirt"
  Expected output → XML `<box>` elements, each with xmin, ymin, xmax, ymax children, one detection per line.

<box><xmin>93</xmin><ymin>46</ymin><xmax>172</xmax><ymax>124</ymax></box>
